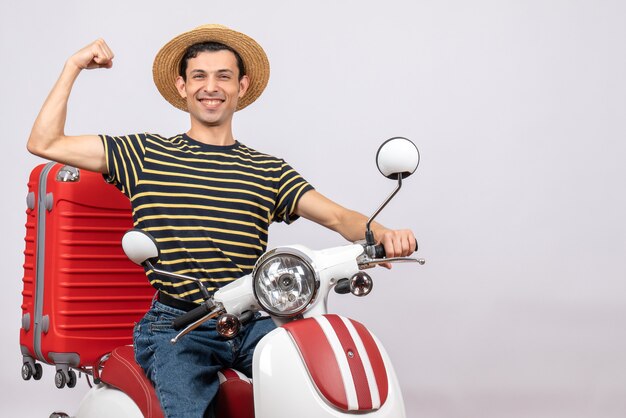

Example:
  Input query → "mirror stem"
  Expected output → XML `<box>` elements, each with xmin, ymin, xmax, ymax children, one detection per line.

<box><xmin>145</xmin><ymin>260</ymin><xmax>212</xmax><ymax>300</ymax></box>
<box><xmin>365</xmin><ymin>176</ymin><xmax>403</xmax><ymax>245</ymax></box>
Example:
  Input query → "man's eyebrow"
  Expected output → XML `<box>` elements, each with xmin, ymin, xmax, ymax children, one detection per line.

<box><xmin>189</xmin><ymin>68</ymin><xmax>234</xmax><ymax>74</ymax></box>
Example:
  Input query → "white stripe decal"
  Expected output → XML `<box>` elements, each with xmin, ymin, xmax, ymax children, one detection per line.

<box><xmin>315</xmin><ymin>316</ymin><xmax>359</xmax><ymax>410</ymax></box>
<box><xmin>217</xmin><ymin>369</ymin><xmax>251</xmax><ymax>384</ymax></box>
<box><xmin>234</xmin><ymin>369</ymin><xmax>251</xmax><ymax>383</ymax></box>
<box><xmin>340</xmin><ymin>316</ymin><xmax>381</xmax><ymax>409</ymax></box>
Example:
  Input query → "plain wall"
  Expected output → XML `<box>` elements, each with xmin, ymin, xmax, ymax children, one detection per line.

<box><xmin>1</xmin><ymin>1</ymin><xmax>625</xmax><ymax>417</ymax></box>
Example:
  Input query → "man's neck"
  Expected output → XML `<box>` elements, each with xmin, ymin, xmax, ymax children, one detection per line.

<box><xmin>186</xmin><ymin>121</ymin><xmax>236</xmax><ymax>146</ymax></box>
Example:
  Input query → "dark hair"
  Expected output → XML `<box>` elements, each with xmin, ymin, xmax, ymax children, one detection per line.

<box><xmin>179</xmin><ymin>42</ymin><xmax>246</xmax><ymax>81</ymax></box>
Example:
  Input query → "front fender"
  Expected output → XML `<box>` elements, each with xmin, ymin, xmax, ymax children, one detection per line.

<box><xmin>252</xmin><ymin>314</ymin><xmax>405</xmax><ymax>418</ymax></box>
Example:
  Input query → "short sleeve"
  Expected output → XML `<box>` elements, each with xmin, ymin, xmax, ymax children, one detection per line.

<box><xmin>100</xmin><ymin>133</ymin><xmax>147</xmax><ymax>198</ymax></box>
<box><xmin>272</xmin><ymin>160</ymin><xmax>314</xmax><ymax>224</ymax></box>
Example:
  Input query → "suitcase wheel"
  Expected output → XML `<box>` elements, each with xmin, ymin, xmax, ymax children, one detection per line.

<box><xmin>54</xmin><ymin>369</ymin><xmax>77</xmax><ymax>389</ymax></box>
<box><xmin>67</xmin><ymin>370</ymin><xmax>77</xmax><ymax>388</ymax></box>
<box><xmin>54</xmin><ymin>370</ymin><xmax>65</xmax><ymax>388</ymax></box>
<box><xmin>21</xmin><ymin>362</ymin><xmax>42</xmax><ymax>381</ymax></box>
<box><xmin>33</xmin><ymin>363</ymin><xmax>43</xmax><ymax>380</ymax></box>
<box><xmin>21</xmin><ymin>363</ymin><xmax>32</xmax><ymax>380</ymax></box>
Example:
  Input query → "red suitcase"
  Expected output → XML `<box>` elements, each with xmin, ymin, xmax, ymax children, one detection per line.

<box><xmin>20</xmin><ymin>162</ymin><xmax>155</xmax><ymax>388</ymax></box>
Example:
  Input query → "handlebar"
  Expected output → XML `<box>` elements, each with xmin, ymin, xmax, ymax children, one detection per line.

<box><xmin>172</xmin><ymin>302</ymin><xmax>216</xmax><ymax>331</ymax></box>
<box><xmin>171</xmin><ymin>304</ymin><xmax>255</xmax><ymax>343</ymax></box>
<box><xmin>358</xmin><ymin>241</ymin><xmax>425</xmax><ymax>269</ymax></box>
<box><xmin>370</xmin><ymin>241</ymin><xmax>418</xmax><ymax>259</ymax></box>
<box><xmin>373</xmin><ymin>244</ymin><xmax>386</xmax><ymax>259</ymax></box>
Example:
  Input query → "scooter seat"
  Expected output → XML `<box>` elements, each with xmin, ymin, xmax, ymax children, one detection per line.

<box><xmin>215</xmin><ymin>369</ymin><xmax>254</xmax><ymax>418</ymax></box>
<box><xmin>100</xmin><ymin>346</ymin><xmax>254</xmax><ymax>418</ymax></box>
<box><xmin>100</xmin><ymin>345</ymin><xmax>164</xmax><ymax>418</ymax></box>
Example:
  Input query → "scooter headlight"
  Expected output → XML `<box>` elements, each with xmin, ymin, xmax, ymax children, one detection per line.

<box><xmin>253</xmin><ymin>249</ymin><xmax>318</xmax><ymax>317</ymax></box>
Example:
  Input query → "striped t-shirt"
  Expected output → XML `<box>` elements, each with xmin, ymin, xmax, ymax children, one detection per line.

<box><xmin>101</xmin><ymin>132</ymin><xmax>314</xmax><ymax>303</ymax></box>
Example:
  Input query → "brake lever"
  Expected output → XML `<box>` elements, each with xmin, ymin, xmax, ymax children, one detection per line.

<box><xmin>170</xmin><ymin>305</ymin><xmax>224</xmax><ymax>344</ymax></box>
<box><xmin>358</xmin><ymin>256</ymin><xmax>425</xmax><ymax>270</ymax></box>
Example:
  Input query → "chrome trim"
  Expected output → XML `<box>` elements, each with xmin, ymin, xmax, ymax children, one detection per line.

<box><xmin>366</xmin><ymin>175</ymin><xmax>403</xmax><ymax>240</ymax></box>
<box><xmin>252</xmin><ymin>248</ymin><xmax>320</xmax><ymax>318</ymax></box>
<box><xmin>170</xmin><ymin>305</ymin><xmax>224</xmax><ymax>344</ymax></box>
<box><xmin>350</xmin><ymin>271</ymin><xmax>373</xmax><ymax>297</ymax></box>
<box><xmin>145</xmin><ymin>260</ymin><xmax>211</xmax><ymax>300</ymax></box>
<box><xmin>357</xmin><ymin>255</ymin><xmax>425</xmax><ymax>269</ymax></box>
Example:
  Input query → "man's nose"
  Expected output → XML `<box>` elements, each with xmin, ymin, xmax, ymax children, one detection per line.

<box><xmin>203</xmin><ymin>75</ymin><xmax>218</xmax><ymax>92</ymax></box>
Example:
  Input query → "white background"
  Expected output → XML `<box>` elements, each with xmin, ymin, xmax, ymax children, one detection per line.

<box><xmin>2</xmin><ymin>1</ymin><xmax>625</xmax><ymax>417</ymax></box>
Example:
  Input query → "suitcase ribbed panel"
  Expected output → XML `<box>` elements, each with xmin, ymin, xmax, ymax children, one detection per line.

<box><xmin>20</xmin><ymin>164</ymin><xmax>155</xmax><ymax>372</ymax></box>
<box><xmin>41</xmin><ymin>167</ymin><xmax>154</xmax><ymax>360</ymax></box>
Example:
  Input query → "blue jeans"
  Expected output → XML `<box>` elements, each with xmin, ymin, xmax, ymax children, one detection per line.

<box><xmin>133</xmin><ymin>300</ymin><xmax>276</xmax><ymax>418</ymax></box>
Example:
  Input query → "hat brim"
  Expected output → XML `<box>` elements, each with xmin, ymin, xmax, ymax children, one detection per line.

<box><xmin>153</xmin><ymin>24</ymin><xmax>270</xmax><ymax>112</ymax></box>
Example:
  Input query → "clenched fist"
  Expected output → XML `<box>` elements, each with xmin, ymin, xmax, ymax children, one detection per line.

<box><xmin>67</xmin><ymin>39</ymin><xmax>114</xmax><ymax>70</ymax></box>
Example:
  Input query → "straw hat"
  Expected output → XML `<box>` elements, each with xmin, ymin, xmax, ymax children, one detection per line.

<box><xmin>153</xmin><ymin>24</ymin><xmax>270</xmax><ymax>112</ymax></box>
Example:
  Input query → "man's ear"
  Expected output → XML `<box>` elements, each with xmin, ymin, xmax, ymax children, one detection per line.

<box><xmin>238</xmin><ymin>75</ymin><xmax>250</xmax><ymax>99</ymax></box>
<box><xmin>175</xmin><ymin>76</ymin><xmax>187</xmax><ymax>99</ymax></box>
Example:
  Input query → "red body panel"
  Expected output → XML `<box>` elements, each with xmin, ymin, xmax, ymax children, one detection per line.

<box><xmin>101</xmin><ymin>346</ymin><xmax>164</xmax><ymax>418</ymax></box>
<box><xmin>101</xmin><ymin>346</ymin><xmax>252</xmax><ymax>418</ymax></box>
<box><xmin>20</xmin><ymin>163</ymin><xmax>154</xmax><ymax>372</ymax></box>
<box><xmin>282</xmin><ymin>314</ymin><xmax>389</xmax><ymax>412</ymax></box>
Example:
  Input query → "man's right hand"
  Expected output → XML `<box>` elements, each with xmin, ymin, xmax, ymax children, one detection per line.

<box><xmin>27</xmin><ymin>39</ymin><xmax>112</xmax><ymax>173</ymax></box>
<box><xmin>67</xmin><ymin>39</ymin><xmax>115</xmax><ymax>70</ymax></box>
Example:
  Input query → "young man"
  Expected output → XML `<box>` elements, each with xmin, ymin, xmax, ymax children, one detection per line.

<box><xmin>27</xmin><ymin>24</ymin><xmax>416</xmax><ymax>417</ymax></box>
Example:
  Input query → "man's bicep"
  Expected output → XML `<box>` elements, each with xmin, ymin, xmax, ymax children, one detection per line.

<box><xmin>42</xmin><ymin>134</ymin><xmax>108</xmax><ymax>173</ymax></box>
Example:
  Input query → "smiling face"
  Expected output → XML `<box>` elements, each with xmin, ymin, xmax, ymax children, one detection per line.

<box><xmin>175</xmin><ymin>50</ymin><xmax>249</xmax><ymax>129</ymax></box>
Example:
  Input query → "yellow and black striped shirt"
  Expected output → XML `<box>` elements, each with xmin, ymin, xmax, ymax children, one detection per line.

<box><xmin>101</xmin><ymin>132</ymin><xmax>313</xmax><ymax>302</ymax></box>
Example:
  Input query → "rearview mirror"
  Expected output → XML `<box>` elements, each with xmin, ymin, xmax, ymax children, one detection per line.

<box><xmin>376</xmin><ymin>137</ymin><xmax>420</xmax><ymax>180</ymax></box>
<box><xmin>122</xmin><ymin>229</ymin><xmax>159</xmax><ymax>265</ymax></box>
<box><xmin>365</xmin><ymin>137</ymin><xmax>420</xmax><ymax>247</ymax></box>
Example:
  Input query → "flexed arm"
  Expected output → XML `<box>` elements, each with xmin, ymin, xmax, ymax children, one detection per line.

<box><xmin>27</xmin><ymin>39</ymin><xmax>115</xmax><ymax>173</ymax></box>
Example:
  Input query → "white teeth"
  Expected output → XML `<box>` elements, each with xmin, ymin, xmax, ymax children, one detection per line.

<box><xmin>201</xmin><ymin>99</ymin><xmax>222</xmax><ymax>105</ymax></box>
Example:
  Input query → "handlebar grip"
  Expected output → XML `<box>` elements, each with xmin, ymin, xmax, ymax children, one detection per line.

<box><xmin>373</xmin><ymin>240</ymin><xmax>418</xmax><ymax>259</ymax></box>
<box><xmin>172</xmin><ymin>303</ymin><xmax>212</xmax><ymax>331</ymax></box>
<box><xmin>239</xmin><ymin>310</ymin><xmax>254</xmax><ymax>325</ymax></box>
<box><xmin>373</xmin><ymin>244</ymin><xmax>386</xmax><ymax>259</ymax></box>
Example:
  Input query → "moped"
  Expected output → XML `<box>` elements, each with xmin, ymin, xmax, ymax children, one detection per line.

<box><xmin>51</xmin><ymin>137</ymin><xmax>424</xmax><ymax>418</ymax></box>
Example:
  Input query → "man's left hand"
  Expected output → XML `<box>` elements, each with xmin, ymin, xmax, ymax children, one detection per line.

<box><xmin>376</xmin><ymin>228</ymin><xmax>416</xmax><ymax>268</ymax></box>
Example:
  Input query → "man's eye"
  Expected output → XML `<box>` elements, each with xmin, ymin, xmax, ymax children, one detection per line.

<box><xmin>193</xmin><ymin>74</ymin><xmax>205</xmax><ymax>79</ymax></box>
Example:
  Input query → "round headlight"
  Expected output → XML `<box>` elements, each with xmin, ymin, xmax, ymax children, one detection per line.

<box><xmin>253</xmin><ymin>249</ymin><xmax>318</xmax><ymax>317</ymax></box>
